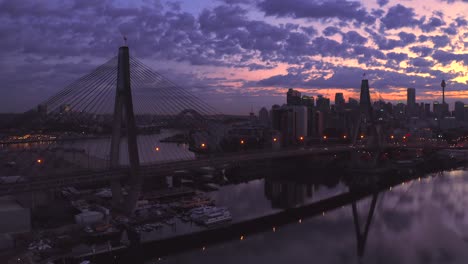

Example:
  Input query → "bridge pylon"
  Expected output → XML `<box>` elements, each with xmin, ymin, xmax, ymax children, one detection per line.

<box><xmin>110</xmin><ymin>46</ymin><xmax>141</xmax><ymax>214</ymax></box>
<box><xmin>352</xmin><ymin>79</ymin><xmax>381</xmax><ymax>148</ymax></box>
<box><xmin>350</xmin><ymin>78</ymin><xmax>384</xmax><ymax>168</ymax></box>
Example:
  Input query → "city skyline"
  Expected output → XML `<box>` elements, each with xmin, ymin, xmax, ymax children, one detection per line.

<box><xmin>0</xmin><ymin>0</ymin><xmax>467</xmax><ymax>114</ymax></box>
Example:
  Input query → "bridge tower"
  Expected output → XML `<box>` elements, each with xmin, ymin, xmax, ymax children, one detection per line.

<box><xmin>352</xmin><ymin>78</ymin><xmax>381</xmax><ymax>148</ymax></box>
<box><xmin>110</xmin><ymin>45</ymin><xmax>141</xmax><ymax>214</ymax></box>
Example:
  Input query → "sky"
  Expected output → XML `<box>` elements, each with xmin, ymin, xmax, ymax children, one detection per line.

<box><xmin>0</xmin><ymin>0</ymin><xmax>467</xmax><ymax>114</ymax></box>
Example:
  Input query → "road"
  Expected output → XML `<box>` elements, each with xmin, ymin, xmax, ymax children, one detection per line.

<box><xmin>0</xmin><ymin>144</ymin><xmax>462</xmax><ymax>196</ymax></box>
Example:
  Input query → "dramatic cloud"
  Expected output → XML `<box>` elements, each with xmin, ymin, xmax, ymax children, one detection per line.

<box><xmin>258</xmin><ymin>0</ymin><xmax>376</xmax><ymax>24</ymax></box>
<box><xmin>0</xmin><ymin>0</ymin><xmax>467</xmax><ymax>114</ymax></box>
<box><xmin>381</xmin><ymin>4</ymin><xmax>420</xmax><ymax>29</ymax></box>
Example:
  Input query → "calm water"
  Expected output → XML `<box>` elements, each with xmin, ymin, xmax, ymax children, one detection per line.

<box><xmin>144</xmin><ymin>168</ymin><xmax>468</xmax><ymax>264</ymax></box>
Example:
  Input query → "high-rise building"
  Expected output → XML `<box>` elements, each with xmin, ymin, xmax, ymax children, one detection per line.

<box><xmin>287</xmin><ymin>89</ymin><xmax>302</xmax><ymax>105</ymax></box>
<box><xmin>348</xmin><ymin>98</ymin><xmax>359</xmax><ymax>107</ymax></box>
<box><xmin>335</xmin><ymin>93</ymin><xmax>345</xmax><ymax>111</ymax></box>
<box><xmin>455</xmin><ymin>101</ymin><xmax>465</xmax><ymax>121</ymax></box>
<box><xmin>464</xmin><ymin>105</ymin><xmax>468</xmax><ymax>123</ymax></box>
<box><xmin>301</xmin><ymin>95</ymin><xmax>315</xmax><ymax>137</ymax></box>
<box><xmin>301</xmin><ymin>95</ymin><xmax>314</xmax><ymax>107</ymax></box>
<box><xmin>316</xmin><ymin>95</ymin><xmax>330</xmax><ymax>112</ymax></box>
<box><xmin>271</xmin><ymin>105</ymin><xmax>282</xmax><ymax>130</ymax></box>
<box><xmin>359</xmin><ymin>79</ymin><xmax>372</xmax><ymax>115</ymax></box>
<box><xmin>424</xmin><ymin>103</ymin><xmax>431</xmax><ymax>116</ymax></box>
<box><xmin>407</xmin><ymin>88</ymin><xmax>416</xmax><ymax>106</ymax></box>
<box><xmin>314</xmin><ymin>111</ymin><xmax>325</xmax><ymax>136</ymax></box>
<box><xmin>271</xmin><ymin>104</ymin><xmax>308</xmax><ymax>146</ymax></box>
<box><xmin>292</xmin><ymin>105</ymin><xmax>308</xmax><ymax>140</ymax></box>
<box><xmin>259</xmin><ymin>107</ymin><xmax>269</xmax><ymax>125</ymax></box>
<box><xmin>335</xmin><ymin>93</ymin><xmax>345</xmax><ymax>105</ymax></box>
<box><xmin>407</xmin><ymin>88</ymin><xmax>416</xmax><ymax>116</ymax></box>
<box><xmin>433</xmin><ymin>101</ymin><xmax>442</xmax><ymax>117</ymax></box>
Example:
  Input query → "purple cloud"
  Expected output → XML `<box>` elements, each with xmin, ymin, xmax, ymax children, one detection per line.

<box><xmin>257</xmin><ymin>0</ymin><xmax>376</xmax><ymax>24</ymax></box>
<box><xmin>381</xmin><ymin>4</ymin><xmax>420</xmax><ymax>29</ymax></box>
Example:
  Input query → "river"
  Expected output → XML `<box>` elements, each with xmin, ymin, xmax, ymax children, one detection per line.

<box><xmin>142</xmin><ymin>168</ymin><xmax>468</xmax><ymax>264</ymax></box>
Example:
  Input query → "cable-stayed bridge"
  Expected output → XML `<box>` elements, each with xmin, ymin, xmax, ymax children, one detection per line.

<box><xmin>0</xmin><ymin>46</ymin><xmax>454</xmax><ymax>213</ymax></box>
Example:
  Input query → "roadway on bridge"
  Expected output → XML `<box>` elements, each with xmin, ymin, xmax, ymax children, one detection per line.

<box><xmin>0</xmin><ymin>143</ymin><xmax>458</xmax><ymax>196</ymax></box>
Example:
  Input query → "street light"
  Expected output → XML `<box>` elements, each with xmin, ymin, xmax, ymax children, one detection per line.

<box><xmin>155</xmin><ymin>147</ymin><xmax>160</xmax><ymax>152</ymax></box>
<box><xmin>343</xmin><ymin>135</ymin><xmax>347</xmax><ymax>139</ymax></box>
<box><xmin>360</xmin><ymin>135</ymin><xmax>364</xmax><ymax>139</ymax></box>
<box><xmin>323</xmin><ymin>135</ymin><xmax>327</xmax><ymax>140</ymax></box>
<box><xmin>201</xmin><ymin>143</ymin><xmax>206</xmax><ymax>148</ymax></box>
<box><xmin>240</xmin><ymin>140</ymin><xmax>245</xmax><ymax>145</ymax></box>
<box><xmin>273</xmin><ymin>138</ymin><xmax>277</xmax><ymax>142</ymax></box>
<box><xmin>299</xmin><ymin>136</ymin><xmax>304</xmax><ymax>141</ymax></box>
<box><xmin>36</xmin><ymin>159</ymin><xmax>42</xmax><ymax>164</ymax></box>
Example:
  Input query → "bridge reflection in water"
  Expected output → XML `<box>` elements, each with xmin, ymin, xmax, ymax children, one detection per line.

<box><xmin>122</xmin><ymin>161</ymin><xmax>464</xmax><ymax>264</ymax></box>
<box><xmin>263</xmin><ymin>171</ymin><xmax>379</xmax><ymax>260</ymax></box>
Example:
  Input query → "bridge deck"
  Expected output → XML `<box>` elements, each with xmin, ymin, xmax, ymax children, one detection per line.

<box><xmin>0</xmin><ymin>144</ymin><xmax>460</xmax><ymax>196</ymax></box>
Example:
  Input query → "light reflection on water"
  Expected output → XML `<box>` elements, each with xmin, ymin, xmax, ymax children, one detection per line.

<box><xmin>146</xmin><ymin>168</ymin><xmax>468</xmax><ymax>264</ymax></box>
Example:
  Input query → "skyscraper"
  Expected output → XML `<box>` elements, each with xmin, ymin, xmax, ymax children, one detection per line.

<box><xmin>316</xmin><ymin>95</ymin><xmax>330</xmax><ymax>112</ymax></box>
<box><xmin>287</xmin><ymin>88</ymin><xmax>301</xmax><ymax>105</ymax></box>
<box><xmin>455</xmin><ymin>101</ymin><xmax>464</xmax><ymax>121</ymax></box>
<box><xmin>335</xmin><ymin>93</ymin><xmax>345</xmax><ymax>109</ymax></box>
<box><xmin>359</xmin><ymin>79</ymin><xmax>372</xmax><ymax>117</ymax></box>
<box><xmin>301</xmin><ymin>95</ymin><xmax>314</xmax><ymax>107</ymax></box>
<box><xmin>407</xmin><ymin>88</ymin><xmax>416</xmax><ymax>116</ymax></box>
<box><xmin>348</xmin><ymin>98</ymin><xmax>359</xmax><ymax>107</ymax></box>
